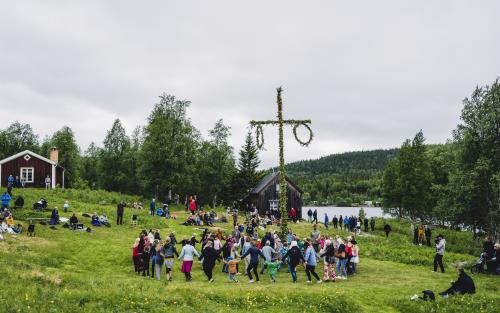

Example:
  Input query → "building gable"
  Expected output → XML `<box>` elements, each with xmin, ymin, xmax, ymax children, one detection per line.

<box><xmin>0</xmin><ymin>150</ymin><xmax>56</xmax><ymax>166</ymax></box>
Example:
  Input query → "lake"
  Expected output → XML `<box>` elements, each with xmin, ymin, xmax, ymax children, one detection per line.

<box><xmin>302</xmin><ymin>206</ymin><xmax>389</xmax><ymax>220</ymax></box>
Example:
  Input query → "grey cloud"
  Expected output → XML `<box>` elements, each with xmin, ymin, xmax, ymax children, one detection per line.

<box><xmin>1</xmin><ymin>0</ymin><xmax>499</xmax><ymax>167</ymax></box>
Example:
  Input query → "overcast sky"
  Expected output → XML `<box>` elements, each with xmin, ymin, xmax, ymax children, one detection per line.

<box><xmin>1</xmin><ymin>1</ymin><xmax>499</xmax><ymax>168</ymax></box>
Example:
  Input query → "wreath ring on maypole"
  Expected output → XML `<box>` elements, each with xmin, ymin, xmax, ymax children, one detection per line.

<box><xmin>255</xmin><ymin>125</ymin><xmax>265</xmax><ymax>149</ymax></box>
<box><xmin>293</xmin><ymin>122</ymin><xmax>313</xmax><ymax>146</ymax></box>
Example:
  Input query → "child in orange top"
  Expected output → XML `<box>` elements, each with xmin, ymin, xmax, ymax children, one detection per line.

<box><xmin>224</xmin><ymin>257</ymin><xmax>241</xmax><ymax>283</ymax></box>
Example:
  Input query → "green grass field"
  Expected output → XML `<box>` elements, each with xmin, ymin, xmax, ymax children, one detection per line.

<box><xmin>0</xmin><ymin>188</ymin><xmax>498</xmax><ymax>313</ymax></box>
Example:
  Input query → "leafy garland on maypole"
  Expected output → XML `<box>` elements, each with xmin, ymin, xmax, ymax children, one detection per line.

<box><xmin>250</xmin><ymin>87</ymin><xmax>313</xmax><ymax>239</ymax></box>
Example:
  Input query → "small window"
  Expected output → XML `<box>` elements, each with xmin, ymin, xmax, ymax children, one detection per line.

<box><xmin>20</xmin><ymin>167</ymin><xmax>34</xmax><ymax>183</ymax></box>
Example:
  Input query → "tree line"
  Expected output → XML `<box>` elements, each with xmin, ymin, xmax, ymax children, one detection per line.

<box><xmin>0</xmin><ymin>93</ymin><xmax>263</xmax><ymax>207</ymax></box>
<box><xmin>285</xmin><ymin>149</ymin><xmax>398</xmax><ymax>206</ymax></box>
<box><xmin>382</xmin><ymin>79</ymin><xmax>499</xmax><ymax>236</ymax></box>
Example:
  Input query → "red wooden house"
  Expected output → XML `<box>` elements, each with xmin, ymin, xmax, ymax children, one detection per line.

<box><xmin>0</xmin><ymin>148</ymin><xmax>65</xmax><ymax>188</ymax></box>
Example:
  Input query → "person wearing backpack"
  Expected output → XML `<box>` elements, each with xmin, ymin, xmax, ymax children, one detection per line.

<box><xmin>335</xmin><ymin>238</ymin><xmax>348</xmax><ymax>279</ymax></box>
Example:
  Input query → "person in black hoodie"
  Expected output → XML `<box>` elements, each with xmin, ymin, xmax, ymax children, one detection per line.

<box><xmin>199</xmin><ymin>241</ymin><xmax>219</xmax><ymax>282</ymax></box>
<box><xmin>221</xmin><ymin>240</ymin><xmax>232</xmax><ymax>273</ymax></box>
<box><xmin>383</xmin><ymin>223</ymin><xmax>392</xmax><ymax>238</ymax></box>
<box><xmin>332</xmin><ymin>215</ymin><xmax>338</xmax><ymax>229</ymax></box>
<box><xmin>116</xmin><ymin>202</ymin><xmax>125</xmax><ymax>225</ymax></box>
<box><xmin>190</xmin><ymin>233</ymin><xmax>199</xmax><ymax>248</ymax></box>
<box><xmin>413</xmin><ymin>226</ymin><xmax>419</xmax><ymax>245</ymax></box>
<box><xmin>261</xmin><ymin>232</ymin><xmax>275</xmax><ymax>249</ymax></box>
<box><xmin>283</xmin><ymin>240</ymin><xmax>306</xmax><ymax>283</ymax></box>
<box><xmin>312</xmin><ymin>209</ymin><xmax>318</xmax><ymax>224</ymax></box>
<box><xmin>425</xmin><ymin>226</ymin><xmax>432</xmax><ymax>246</ymax></box>
<box><xmin>439</xmin><ymin>266</ymin><xmax>475</xmax><ymax>297</ymax></box>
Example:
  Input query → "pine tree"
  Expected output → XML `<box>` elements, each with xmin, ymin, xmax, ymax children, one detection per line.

<box><xmin>382</xmin><ymin>130</ymin><xmax>432</xmax><ymax>220</ymax></box>
<box><xmin>197</xmin><ymin>119</ymin><xmax>236</xmax><ymax>206</ymax></box>
<box><xmin>232</xmin><ymin>131</ymin><xmax>263</xmax><ymax>199</ymax></box>
<box><xmin>99</xmin><ymin>119</ymin><xmax>135</xmax><ymax>193</ymax></box>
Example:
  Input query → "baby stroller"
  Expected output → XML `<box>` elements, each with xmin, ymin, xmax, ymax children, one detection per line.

<box><xmin>33</xmin><ymin>199</ymin><xmax>48</xmax><ymax>212</ymax></box>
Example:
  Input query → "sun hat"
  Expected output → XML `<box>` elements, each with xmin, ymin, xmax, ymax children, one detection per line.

<box><xmin>290</xmin><ymin>241</ymin><xmax>298</xmax><ymax>247</ymax></box>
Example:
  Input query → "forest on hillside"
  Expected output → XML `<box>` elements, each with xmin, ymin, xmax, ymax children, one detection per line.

<box><xmin>285</xmin><ymin>149</ymin><xmax>399</xmax><ymax>206</ymax></box>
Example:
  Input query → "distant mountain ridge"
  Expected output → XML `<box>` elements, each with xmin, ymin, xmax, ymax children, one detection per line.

<box><xmin>285</xmin><ymin>148</ymin><xmax>400</xmax><ymax>179</ymax></box>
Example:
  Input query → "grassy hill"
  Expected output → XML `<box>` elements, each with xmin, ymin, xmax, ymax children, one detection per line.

<box><xmin>0</xmin><ymin>188</ymin><xmax>498</xmax><ymax>313</ymax></box>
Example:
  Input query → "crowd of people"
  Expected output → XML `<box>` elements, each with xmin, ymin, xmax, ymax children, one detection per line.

<box><xmin>131</xmin><ymin>219</ymin><xmax>362</xmax><ymax>284</ymax></box>
<box><xmin>305</xmin><ymin>209</ymin><xmax>380</xmax><ymax>236</ymax></box>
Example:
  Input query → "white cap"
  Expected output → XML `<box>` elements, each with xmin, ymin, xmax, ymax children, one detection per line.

<box><xmin>290</xmin><ymin>241</ymin><xmax>298</xmax><ymax>247</ymax></box>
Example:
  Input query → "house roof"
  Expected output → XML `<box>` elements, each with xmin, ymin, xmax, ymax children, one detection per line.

<box><xmin>249</xmin><ymin>172</ymin><xmax>303</xmax><ymax>195</ymax></box>
<box><xmin>0</xmin><ymin>150</ymin><xmax>57</xmax><ymax>166</ymax></box>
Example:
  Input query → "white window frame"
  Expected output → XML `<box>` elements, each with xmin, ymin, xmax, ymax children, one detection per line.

<box><xmin>20</xmin><ymin>167</ymin><xmax>34</xmax><ymax>183</ymax></box>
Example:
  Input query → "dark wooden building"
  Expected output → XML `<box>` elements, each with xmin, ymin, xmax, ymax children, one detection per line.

<box><xmin>0</xmin><ymin>149</ymin><xmax>65</xmax><ymax>188</ymax></box>
<box><xmin>242</xmin><ymin>172</ymin><xmax>303</xmax><ymax>217</ymax></box>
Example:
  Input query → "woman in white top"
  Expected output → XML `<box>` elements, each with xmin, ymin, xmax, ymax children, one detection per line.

<box><xmin>350</xmin><ymin>239</ymin><xmax>360</xmax><ymax>273</ymax></box>
<box><xmin>178</xmin><ymin>239</ymin><xmax>200</xmax><ymax>281</ymax></box>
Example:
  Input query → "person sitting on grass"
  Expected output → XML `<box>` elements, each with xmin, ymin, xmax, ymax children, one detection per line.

<box><xmin>182</xmin><ymin>214</ymin><xmax>196</xmax><ymax>226</ymax></box>
<box><xmin>91</xmin><ymin>212</ymin><xmax>101</xmax><ymax>226</ymax></box>
<box><xmin>69</xmin><ymin>213</ymin><xmax>78</xmax><ymax>225</ymax></box>
<box><xmin>439</xmin><ymin>264</ymin><xmax>475</xmax><ymax>298</ymax></box>
<box><xmin>50</xmin><ymin>207</ymin><xmax>60</xmax><ymax>225</ymax></box>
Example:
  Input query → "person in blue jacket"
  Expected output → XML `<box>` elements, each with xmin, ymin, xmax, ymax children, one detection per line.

<box><xmin>240</xmin><ymin>240</ymin><xmax>265</xmax><ymax>283</ymax></box>
<box><xmin>1</xmin><ymin>192</ymin><xmax>12</xmax><ymax>211</ymax></box>
<box><xmin>149</xmin><ymin>198</ymin><xmax>156</xmax><ymax>216</ymax></box>
<box><xmin>7</xmin><ymin>175</ymin><xmax>15</xmax><ymax>187</ymax></box>
<box><xmin>324</xmin><ymin>213</ymin><xmax>329</xmax><ymax>230</ymax></box>
<box><xmin>304</xmin><ymin>240</ymin><xmax>322</xmax><ymax>283</ymax></box>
